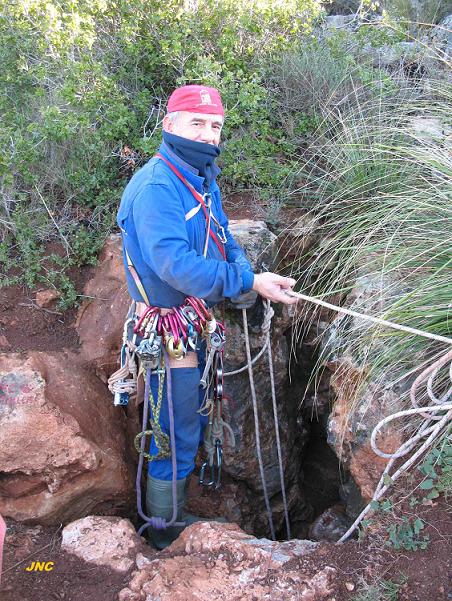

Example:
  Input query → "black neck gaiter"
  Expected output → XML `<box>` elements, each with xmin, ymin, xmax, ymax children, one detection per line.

<box><xmin>162</xmin><ymin>130</ymin><xmax>221</xmax><ymax>190</ymax></box>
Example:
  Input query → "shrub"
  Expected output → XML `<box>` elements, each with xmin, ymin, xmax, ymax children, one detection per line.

<box><xmin>0</xmin><ymin>0</ymin><xmax>324</xmax><ymax>300</ymax></box>
<box><xmin>284</xmin><ymin>70</ymin><xmax>451</xmax><ymax>421</ymax></box>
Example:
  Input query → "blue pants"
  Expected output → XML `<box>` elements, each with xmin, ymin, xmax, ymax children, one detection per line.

<box><xmin>147</xmin><ymin>348</ymin><xmax>207</xmax><ymax>480</ymax></box>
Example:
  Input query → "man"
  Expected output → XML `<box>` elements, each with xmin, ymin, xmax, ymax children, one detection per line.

<box><xmin>117</xmin><ymin>84</ymin><xmax>296</xmax><ymax>549</ymax></box>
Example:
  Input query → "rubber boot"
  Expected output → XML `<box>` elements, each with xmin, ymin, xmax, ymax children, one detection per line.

<box><xmin>146</xmin><ymin>476</ymin><xmax>226</xmax><ymax>549</ymax></box>
<box><xmin>146</xmin><ymin>475</ymin><xmax>186</xmax><ymax>550</ymax></box>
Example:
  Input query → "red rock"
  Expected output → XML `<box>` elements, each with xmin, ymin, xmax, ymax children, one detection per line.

<box><xmin>75</xmin><ymin>234</ymin><xmax>130</xmax><ymax>381</ymax></box>
<box><xmin>119</xmin><ymin>522</ymin><xmax>335</xmax><ymax>601</ymax></box>
<box><xmin>0</xmin><ymin>351</ymin><xmax>134</xmax><ymax>524</ymax></box>
<box><xmin>0</xmin><ymin>335</ymin><xmax>10</xmax><ymax>351</ymax></box>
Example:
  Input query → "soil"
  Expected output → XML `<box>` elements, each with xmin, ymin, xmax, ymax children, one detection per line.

<box><xmin>0</xmin><ymin>264</ymin><xmax>93</xmax><ymax>353</ymax></box>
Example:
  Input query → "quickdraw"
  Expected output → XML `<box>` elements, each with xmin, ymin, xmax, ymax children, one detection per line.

<box><xmin>134</xmin><ymin>296</ymin><xmax>224</xmax><ymax>363</ymax></box>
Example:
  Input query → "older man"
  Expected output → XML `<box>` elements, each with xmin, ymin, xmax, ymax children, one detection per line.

<box><xmin>117</xmin><ymin>84</ymin><xmax>296</xmax><ymax>548</ymax></box>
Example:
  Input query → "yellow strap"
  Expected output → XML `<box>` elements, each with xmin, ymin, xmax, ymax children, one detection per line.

<box><xmin>125</xmin><ymin>249</ymin><xmax>151</xmax><ymax>306</ymax></box>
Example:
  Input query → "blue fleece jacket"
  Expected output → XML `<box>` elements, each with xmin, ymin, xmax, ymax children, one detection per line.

<box><xmin>117</xmin><ymin>143</ymin><xmax>254</xmax><ymax>307</ymax></box>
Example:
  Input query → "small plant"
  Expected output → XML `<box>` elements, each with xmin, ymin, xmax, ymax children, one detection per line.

<box><xmin>352</xmin><ymin>575</ymin><xmax>407</xmax><ymax>601</ymax></box>
<box><xmin>418</xmin><ymin>436</ymin><xmax>452</xmax><ymax>500</ymax></box>
<box><xmin>386</xmin><ymin>517</ymin><xmax>430</xmax><ymax>551</ymax></box>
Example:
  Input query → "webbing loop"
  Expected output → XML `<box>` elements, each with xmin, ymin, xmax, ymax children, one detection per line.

<box><xmin>155</xmin><ymin>152</ymin><xmax>226</xmax><ymax>259</ymax></box>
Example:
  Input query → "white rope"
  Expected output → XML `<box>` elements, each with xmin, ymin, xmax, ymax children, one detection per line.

<box><xmin>337</xmin><ymin>349</ymin><xmax>452</xmax><ymax>543</ymax></box>
<box><xmin>223</xmin><ymin>304</ymin><xmax>274</xmax><ymax>377</ymax></box>
<box><xmin>285</xmin><ymin>290</ymin><xmax>452</xmax><ymax>346</ymax></box>
<box><xmin>238</xmin><ymin>302</ymin><xmax>292</xmax><ymax>540</ymax></box>
<box><xmin>107</xmin><ymin>342</ymin><xmax>138</xmax><ymax>396</ymax></box>
<box><xmin>278</xmin><ymin>289</ymin><xmax>451</xmax><ymax>543</ymax></box>
<box><xmin>264</xmin><ymin>300</ymin><xmax>292</xmax><ymax>539</ymax></box>
<box><xmin>242</xmin><ymin>307</ymin><xmax>276</xmax><ymax>540</ymax></box>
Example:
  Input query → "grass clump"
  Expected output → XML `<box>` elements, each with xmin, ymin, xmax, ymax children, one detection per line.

<box><xmin>351</xmin><ymin>575</ymin><xmax>407</xmax><ymax>601</ymax></box>
<box><xmin>285</xmin><ymin>69</ymin><xmax>451</xmax><ymax>423</ymax></box>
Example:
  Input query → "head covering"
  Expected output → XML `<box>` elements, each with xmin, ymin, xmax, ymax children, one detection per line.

<box><xmin>167</xmin><ymin>85</ymin><xmax>224</xmax><ymax>117</ymax></box>
<box><xmin>162</xmin><ymin>131</ymin><xmax>221</xmax><ymax>191</ymax></box>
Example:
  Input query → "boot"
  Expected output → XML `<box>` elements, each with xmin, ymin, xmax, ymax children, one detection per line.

<box><xmin>146</xmin><ymin>475</ymin><xmax>208</xmax><ymax>550</ymax></box>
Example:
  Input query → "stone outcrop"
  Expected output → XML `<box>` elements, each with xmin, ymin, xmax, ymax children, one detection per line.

<box><xmin>0</xmin><ymin>352</ymin><xmax>134</xmax><ymax>524</ymax></box>
<box><xmin>61</xmin><ymin>516</ymin><xmax>144</xmax><ymax>572</ymax></box>
<box><xmin>75</xmin><ymin>234</ymin><xmax>130</xmax><ymax>383</ymax></box>
<box><xmin>119</xmin><ymin>521</ymin><xmax>335</xmax><ymax>601</ymax></box>
<box><xmin>308</xmin><ymin>505</ymin><xmax>352</xmax><ymax>542</ymax></box>
<box><xmin>320</xmin><ymin>272</ymin><xmax>408</xmax><ymax>503</ymax></box>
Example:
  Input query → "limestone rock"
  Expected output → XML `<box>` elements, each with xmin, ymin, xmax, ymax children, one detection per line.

<box><xmin>228</xmin><ymin>219</ymin><xmax>276</xmax><ymax>269</ymax></box>
<box><xmin>361</xmin><ymin>41</ymin><xmax>424</xmax><ymax>69</ymax></box>
<box><xmin>429</xmin><ymin>15</ymin><xmax>452</xmax><ymax>57</ymax></box>
<box><xmin>323</xmin><ymin>15</ymin><xmax>355</xmax><ymax>29</ymax></box>
<box><xmin>407</xmin><ymin>116</ymin><xmax>452</xmax><ymax>146</ymax></box>
<box><xmin>61</xmin><ymin>516</ymin><xmax>143</xmax><ymax>572</ymax></box>
<box><xmin>119</xmin><ymin>521</ymin><xmax>335</xmax><ymax>601</ymax></box>
<box><xmin>0</xmin><ymin>352</ymin><xmax>134</xmax><ymax>524</ymax></box>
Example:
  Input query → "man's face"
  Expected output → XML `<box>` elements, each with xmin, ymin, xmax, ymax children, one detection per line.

<box><xmin>163</xmin><ymin>111</ymin><xmax>223</xmax><ymax>146</ymax></box>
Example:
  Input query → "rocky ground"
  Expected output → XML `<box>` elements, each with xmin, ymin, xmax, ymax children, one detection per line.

<box><xmin>1</xmin><ymin>489</ymin><xmax>450</xmax><ymax>601</ymax></box>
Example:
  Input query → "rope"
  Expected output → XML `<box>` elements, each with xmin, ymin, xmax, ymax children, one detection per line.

<box><xmin>242</xmin><ymin>307</ymin><xmax>276</xmax><ymax>540</ymax></box>
<box><xmin>284</xmin><ymin>290</ymin><xmax>452</xmax><ymax>345</ymax></box>
<box><xmin>337</xmin><ymin>349</ymin><xmax>452</xmax><ymax>543</ymax></box>
<box><xmin>136</xmin><ymin>355</ymin><xmax>185</xmax><ymax>536</ymax></box>
<box><xmin>0</xmin><ymin>514</ymin><xmax>5</xmax><ymax>585</ymax></box>
<box><xmin>222</xmin><ymin>301</ymin><xmax>291</xmax><ymax>539</ymax></box>
<box><xmin>223</xmin><ymin>303</ymin><xmax>273</xmax><ymax>377</ymax></box>
<box><xmin>203</xmin><ymin>413</ymin><xmax>236</xmax><ymax>466</ymax></box>
<box><xmin>264</xmin><ymin>300</ymin><xmax>291</xmax><ymax>540</ymax></box>
<box><xmin>134</xmin><ymin>362</ymin><xmax>171</xmax><ymax>461</ymax></box>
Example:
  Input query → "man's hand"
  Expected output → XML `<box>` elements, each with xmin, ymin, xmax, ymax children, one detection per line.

<box><xmin>252</xmin><ymin>273</ymin><xmax>298</xmax><ymax>305</ymax></box>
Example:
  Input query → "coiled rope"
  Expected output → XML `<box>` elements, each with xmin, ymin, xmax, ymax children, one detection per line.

<box><xmin>338</xmin><ymin>349</ymin><xmax>452</xmax><ymax>543</ymax></box>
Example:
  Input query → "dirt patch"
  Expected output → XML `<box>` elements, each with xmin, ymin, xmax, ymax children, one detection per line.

<box><xmin>0</xmin><ymin>265</ymin><xmax>93</xmax><ymax>353</ymax></box>
<box><xmin>0</xmin><ymin>520</ymin><xmax>144</xmax><ymax>601</ymax></box>
<box><xmin>2</xmin><ymin>492</ymin><xmax>450</xmax><ymax>601</ymax></box>
<box><xmin>222</xmin><ymin>192</ymin><xmax>267</xmax><ymax>221</ymax></box>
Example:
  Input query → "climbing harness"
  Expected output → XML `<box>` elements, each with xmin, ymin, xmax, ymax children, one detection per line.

<box><xmin>155</xmin><ymin>152</ymin><xmax>227</xmax><ymax>260</ymax></box>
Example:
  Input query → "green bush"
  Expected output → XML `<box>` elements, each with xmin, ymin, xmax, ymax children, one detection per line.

<box><xmin>280</xmin><ymin>44</ymin><xmax>451</xmax><ymax>422</ymax></box>
<box><xmin>0</xmin><ymin>0</ymin><xmax>324</xmax><ymax>301</ymax></box>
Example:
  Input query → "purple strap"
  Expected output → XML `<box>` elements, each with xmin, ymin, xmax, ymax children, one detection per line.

<box><xmin>137</xmin><ymin>354</ymin><xmax>185</xmax><ymax>536</ymax></box>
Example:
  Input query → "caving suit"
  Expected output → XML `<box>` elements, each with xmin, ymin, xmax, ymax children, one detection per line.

<box><xmin>117</xmin><ymin>135</ymin><xmax>254</xmax><ymax>481</ymax></box>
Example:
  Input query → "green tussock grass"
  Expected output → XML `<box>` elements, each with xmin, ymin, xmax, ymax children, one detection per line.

<box><xmin>281</xmin><ymin>64</ymin><xmax>451</xmax><ymax>436</ymax></box>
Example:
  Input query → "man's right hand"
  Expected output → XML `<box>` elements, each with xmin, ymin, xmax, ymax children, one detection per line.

<box><xmin>252</xmin><ymin>273</ymin><xmax>298</xmax><ymax>305</ymax></box>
